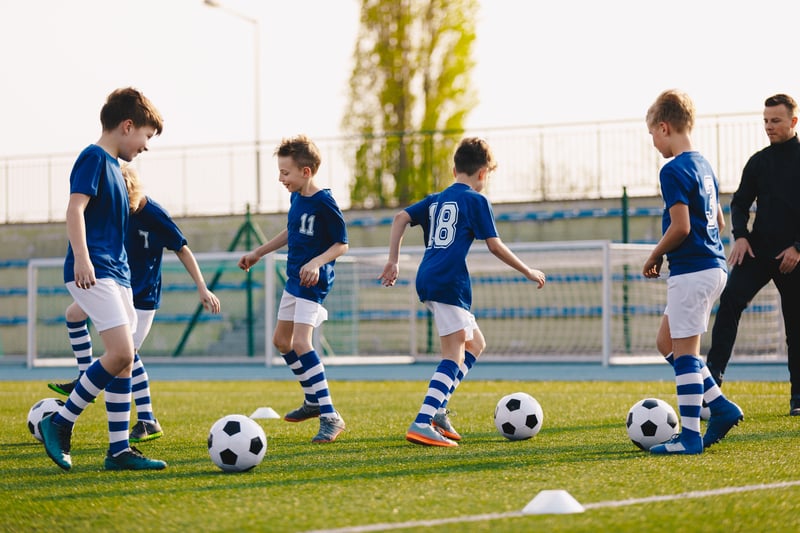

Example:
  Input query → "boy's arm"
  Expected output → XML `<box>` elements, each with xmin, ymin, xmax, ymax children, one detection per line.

<box><xmin>175</xmin><ymin>245</ymin><xmax>221</xmax><ymax>313</ymax></box>
<box><xmin>66</xmin><ymin>192</ymin><xmax>95</xmax><ymax>289</ymax></box>
<box><xmin>379</xmin><ymin>210</ymin><xmax>412</xmax><ymax>287</ymax></box>
<box><xmin>643</xmin><ymin>202</ymin><xmax>690</xmax><ymax>278</ymax></box>
<box><xmin>238</xmin><ymin>229</ymin><xmax>289</xmax><ymax>272</ymax></box>
<box><xmin>298</xmin><ymin>242</ymin><xmax>349</xmax><ymax>287</ymax></box>
<box><xmin>485</xmin><ymin>237</ymin><xmax>545</xmax><ymax>288</ymax></box>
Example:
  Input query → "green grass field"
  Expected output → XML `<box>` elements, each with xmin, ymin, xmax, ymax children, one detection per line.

<box><xmin>2</xmin><ymin>379</ymin><xmax>798</xmax><ymax>532</ymax></box>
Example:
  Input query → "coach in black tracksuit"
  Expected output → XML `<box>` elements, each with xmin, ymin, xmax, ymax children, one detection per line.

<box><xmin>706</xmin><ymin>93</ymin><xmax>800</xmax><ymax>416</ymax></box>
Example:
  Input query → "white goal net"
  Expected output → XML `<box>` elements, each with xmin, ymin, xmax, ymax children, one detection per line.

<box><xmin>23</xmin><ymin>242</ymin><xmax>785</xmax><ymax>367</ymax></box>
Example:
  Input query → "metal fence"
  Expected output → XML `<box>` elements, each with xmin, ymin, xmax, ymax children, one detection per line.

<box><xmin>0</xmin><ymin>113</ymin><xmax>765</xmax><ymax>223</ymax></box>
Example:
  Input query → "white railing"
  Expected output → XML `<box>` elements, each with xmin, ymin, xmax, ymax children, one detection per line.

<box><xmin>0</xmin><ymin>113</ymin><xmax>765</xmax><ymax>223</ymax></box>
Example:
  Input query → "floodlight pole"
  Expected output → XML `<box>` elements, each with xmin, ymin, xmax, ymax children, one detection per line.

<box><xmin>204</xmin><ymin>0</ymin><xmax>262</xmax><ymax>212</ymax></box>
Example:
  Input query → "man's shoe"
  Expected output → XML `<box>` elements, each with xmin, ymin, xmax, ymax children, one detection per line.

<box><xmin>790</xmin><ymin>398</ymin><xmax>800</xmax><ymax>416</ymax></box>
<box><xmin>405</xmin><ymin>422</ymin><xmax>458</xmax><ymax>447</ymax></box>
<box><xmin>650</xmin><ymin>432</ymin><xmax>703</xmax><ymax>455</ymax></box>
<box><xmin>47</xmin><ymin>379</ymin><xmax>77</xmax><ymax>396</ymax></box>
<box><xmin>105</xmin><ymin>446</ymin><xmax>167</xmax><ymax>470</ymax></box>
<box><xmin>130</xmin><ymin>420</ymin><xmax>164</xmax><ymax>443</ymax></box>
<box><xmin>284</xmin><ymin>401</ymin><xmax>321</xmax><ymax>422</ymax></box>
<box><xmin>312</xmin><ymin>413</ymin><xmax>346</xmax><ymax>443</ymax></box>
<box><xmin>39</xmin><ymin>413</ymin><xmax>72</xmax><ymax>470</ymax></box>
<box><xmin>431</xmin><ymin>408</ymin><xmax>461</xmax><ymax>441</ymax></box>
<box><xmin>703</xmin><ymin>399</ymin><xmax>744</xmax><ymax>448</ymax></box>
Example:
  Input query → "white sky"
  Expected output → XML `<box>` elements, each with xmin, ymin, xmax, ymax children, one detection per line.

<box><xmin>1</xmin><ymin>0</ymin><xmax>799</xmax><ymax>158</ymax></box>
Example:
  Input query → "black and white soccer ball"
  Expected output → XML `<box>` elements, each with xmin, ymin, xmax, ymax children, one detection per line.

<box><xmin>626</xmin><ymin>398</ymin><xmax>680</xmax><ymax>450</ymax></box>
<box><xmin>208</xmin><ymin>414</ymin><xmax>267</xmax><ymax>472</ymax></box>
<box><xmin>494</xmin><ymin>392</ymin><xmax>544</xmax><ymax>440</ymax></box>
<box><xmin>27</xmin><ymin>398</ymin><xmax>65</xmax><ymax>442</ymax></box>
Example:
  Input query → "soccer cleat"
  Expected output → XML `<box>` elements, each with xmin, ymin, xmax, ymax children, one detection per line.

<box><xmin>39</xmin><ymin>413</ymin><xmax>72</xmax><ymax>470</ymax></box>
<box><xmin>104</xmin><ymin>446</ymin><xmax>167</xmax><ymax>471</ymax></box>
<box><xmin>47</xmin><ymin>379</ymin><xmax>77</xmax><ymax>396</ymax></box>
<box><xmin>405</xmin><ymin>422</ymin><xmax>458</xmax><ymax>447</ymax></box>
<box><xmin>47</xmin><ymin>378</ymin><xmax>95</xmax><ymax>403</ymax></box>
<box><xmin>431</xmin><ymin>408</ymin><xmax>461</xmax><ymax>441</ymax></box>
<box><xmin>649</xmin><ymin>432</ymin><xmax>703</xmax><ymax>455</ymax></box>
<box><xmin>129</xmin><ymin>420</ymin><xmax>164</xmax><ymax>443</ymax></box>
<box><xmin>284</xmin><ymin>401</ymin><xmax>321</xmax><ymax>422</ymax></box>
<box><xmin>312</xmin><ymin>413</ymin><xmax>346</xmax><ymax>443</ymax></box>
<box><xmin>703</xmin><ymin>399</ymin><xmax>744</xmax><ymax>448</ymax></box>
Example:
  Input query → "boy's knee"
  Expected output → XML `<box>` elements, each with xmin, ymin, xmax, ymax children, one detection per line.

<box><xmin>65</xmin><ymin>302</ymin><xmax>87</xmax><ymax>322</ymax></box>
<box><xmin>466</xmin><ymin>339</ymin><xmax>485</xmax><ymax>357</ymax></box>
<box><xmin>273</xmin><ymin>336</ymin><xmax>292</xmax><ymax>355</ymax></box>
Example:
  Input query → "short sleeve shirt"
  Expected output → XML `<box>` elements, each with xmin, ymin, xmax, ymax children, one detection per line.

<box><xmin>126</xmin><ymin>197</ymin><xmax>188</xmax><ymax>310</ymax></box>
<box><xmin>406</xmin><ymin>182</ymin><xmax>498</xmax><ymax>310</ymax></box>
<box><xmin>63</xmin><ymin>145</ymin><xmax>131</xmax><ymax>287</ymax></box>
<box><xmin>285</xmin><ymin>189</ymin><xmax>348</xmax><ymax>303</ymax></box>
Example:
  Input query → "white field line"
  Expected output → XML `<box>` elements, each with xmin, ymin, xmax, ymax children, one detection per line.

<box><xmin>304</xmin><ymin>480</ymin><xmax>800</xmax><ymax>533</ymax></box>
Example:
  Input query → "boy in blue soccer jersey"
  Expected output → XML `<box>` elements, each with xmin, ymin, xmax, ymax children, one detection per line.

<box><xmin>379</xmin><ymin>137</ymin><xmax>546</xmax><ymax>447</ymax></box>
<box><xmin>644</xmin><ymin>89</ymin><xmax>744</xmax><ymax>454</ymax></box>
<box><xmin>238</xmin><ymin>135</ymin><xmax>349</xmax><ymax>443</ymax></box>
<box><xmin>39</xmin><ymin>87</ymin><xmax>167</xmax><ymax>471</ymax></box>
<box><xmin>48</xmin><ymin>165</ymin><xmax>221</xmax><ymax>444</ymax></box>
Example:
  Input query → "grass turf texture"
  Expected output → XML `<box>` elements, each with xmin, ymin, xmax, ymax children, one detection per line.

<box><xmin>2</xmin><ymin>380</ymin><xmax>798</xmax><ymax>532</ymax></box>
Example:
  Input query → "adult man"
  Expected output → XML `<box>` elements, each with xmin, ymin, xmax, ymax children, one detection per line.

<box><xmin>706</xmin><ymin>93</ymin><xmax>800</xmax><ymax>416</ymax></box>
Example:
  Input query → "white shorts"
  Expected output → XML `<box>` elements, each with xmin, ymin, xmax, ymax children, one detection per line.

<box><xmin>664</xmin><ymin>268</ymin><xmax>727</xmax><ymax>338</ymax></box>
<box><xmin>277</xmin><ymin>290</ymin><xmax>328</xmax><ymax>327</ymax></box>
<box><xmin>424</xmin><ymin>301</ymin><xmax>478</xmax><ymax>340</ymax></box>
<box><xmin>66</xmin><ymin>279</ymin><xmax>137</xmax><ymax>334</ymax></box>
<box><xmin>132</xmin><ymin>309</ymin><xmax>156</xmax><ymax>350</ymax></box>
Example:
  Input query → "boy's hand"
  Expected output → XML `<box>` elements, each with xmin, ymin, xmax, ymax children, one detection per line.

<box><xmin>199</xmin><ymin>288</ymin><xmax>221</xmax><ymax>314</ymax></box>
<box><xmin>379</xmin><ymin>263</ymin><xmax>399</xmax><ymax>287</ymax></box>
<box><xmin>73</xmin><ymin>257</ymin><xmax>96</xmax><ymax>289</ymax></box>
<box><xmin>238</xmin><ymin>252</ymin><xmax>259</xmax><ymax>272</ymax></box>
<box><xmin>299</xmin><ymin>261</ymin><xmax>321</xmax><ymax>287</ymax></box>
<box><xmin>643</xmin><ymin>254</ymin><xmax>663</xmax><ymax>278</ymax></box>
<box><xmin>528</xmin><ymin>268</ymin><xmax>546</xmax><ymax>288</ymax></box>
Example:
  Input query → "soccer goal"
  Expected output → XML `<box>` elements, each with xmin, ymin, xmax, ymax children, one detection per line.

<box><xmin>24</xmin><ymin>242</ymin><xmax>785</xmax><ymax>367</ymax></box>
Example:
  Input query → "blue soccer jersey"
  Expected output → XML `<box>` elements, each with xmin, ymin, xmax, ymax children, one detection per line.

<box><xmin>406</xmin><ymin>182</ymin><xmax>499</xmax><ymax>310</ymax></box>
<box><xmin>125</xmin><ymin>197</ymin><xmax>188</xmax><ymax>310</ymax></box>
<box><xmin>63</xmin><ymin>145</ymin><xmax>131</xmax><ymax>287</ymax></box>
<box><xmin>659</xmin><ymin>151</ymin><xmax>727</xmax><ymax>276</ymax></box>
<box><xmin>285</xmin><ymin>189</ymin><xmax>348</xmax><ymax>303</ymax></box>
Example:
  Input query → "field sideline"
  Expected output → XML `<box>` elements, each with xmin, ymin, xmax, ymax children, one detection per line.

<box><xmin>2</xmin><ymin>363</ymin><xmax>797</xmax><ymax>532</ymax></box>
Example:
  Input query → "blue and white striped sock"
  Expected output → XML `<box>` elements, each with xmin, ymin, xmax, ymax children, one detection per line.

<box><xmin>105</xmin><ymin>376</ymin><xmax>132</xmax><ymax>456</ymax></box>
<box><xmin>674</xmin><ymin>355</ymin><xmax>703</xmax><ymax>436</ymax></box>
<box><xmin>53</xmin><ymin>359</ymin><xmax>114</xmax><ymax>428</ymax></box>
<box><xmin>414</xmin><ymin>359</ymin><xmax>459</xmax><ymax>425</ymax></box>
<box><xmin>66</xmin><ymin>320</ymin><xmax>92</xmax><ymax>376</ymax></box>
<box><xmin>131</xmin><ymin>353</ymin><xmax>155</xmax><ymax>423</ymax></box>
<box><xmin>441</xmin><ymin>351</ymin><xmax>477</xmax><ymax>409</ymax></box>
<box><xmin>283</xmin><ymin>350</ymin><xmax>318</xmax><ymax>406</ymax></box>
<box><xmin>664</xmin><ymin>352</ymin><xmax>724</xmax><ymax>406</ymax></box>
<box><xmin>298</xmin><ymin>350</ymin><xmax>336</xmax><ymax>417</ymax></box>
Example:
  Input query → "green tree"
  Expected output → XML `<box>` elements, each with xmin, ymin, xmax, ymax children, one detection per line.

<box><xmin>343</xmin><ymin>0</ymin><xmax>478</xmax><ymax>208</ymax></box>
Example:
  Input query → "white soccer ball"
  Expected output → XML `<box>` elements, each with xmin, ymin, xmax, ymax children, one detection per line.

<box><xmin>208</xmin><ymin>414</ymin><xmax>267</xmax><ymax>472</ymax></box>
<box><xmin>494</xmin><ymin>392</ymin><xmax>544</xmax><ymax>440</ymax></box>
<box><xmin>626</xmin><ymin>398</ymin><xmax>680</xmax><ymax>450</ymax></box>
<box><xmin>27</xmin><ymin>398</ymin><xmax>65</xmax><ymax>442</ymax></box>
